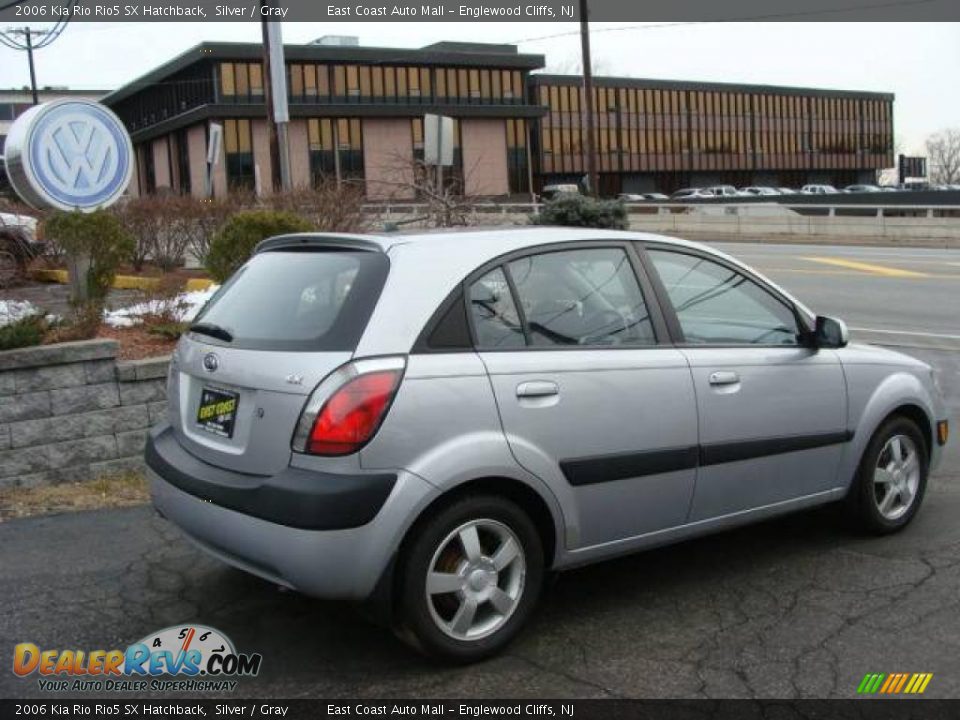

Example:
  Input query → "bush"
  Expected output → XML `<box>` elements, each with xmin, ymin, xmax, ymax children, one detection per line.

<box><xmin>132</xmin><ymin>275</ymin><xmax>190</xmax><ymax>339</ymax></box>
<box><xmin>44</xmin><ymin>210</ymin><xmax>134</xmax><ymax>302</ymax></box>
<box><xmin>0</xmin><ymin>313</ymin><xmax>47</xmax><ymax>351</ymax></box>
<box><xmin>43</xmin><ymin>302</ymin><xmax>103</xmax><ymax>344</ymax></box>
<box><xmin>531</xmin><ymin>195</ymin><xmax>629</xmax><ymax>230</ymax></box>
<box><xmin>205</xmin><ymin>210</ymin><xmax>313</xmax><ymax>282</ymax></box>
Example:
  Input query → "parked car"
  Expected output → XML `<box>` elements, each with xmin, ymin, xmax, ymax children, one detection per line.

<box><xmin>879</xmin><ymin>186</ymin><xmax>899</xmax><ymax>192</ymax></box>
<box><xmin>617</xmin><ymin>193</ymin><xmax>646</xmax><ymax>202</ymax></box>
<box><xmin>705</xmin><ymin>185</ymin><xmax>744</xmax><ymax>198</ymax></box>
<box><xmin>777</xmin><ymin>187</ymin><xmax>798</xmax><ymax>195</ymax></box>
<box><xmin>644</xmin><ymin>193</ymin><xmax>670</xmax><ymax>200</ymax></box>
<box><xmin>741</xmin><ymin>187</ymin><xmax>780</xmax><ymax>196</ymax></box>
<box><xmin>671</xmin><ymin>188</ymin><xmax>714</xmax><ymax>200</ymax></box>
<box><xmin>148</xmin><ymin>228</ymin><xmax>948</xmax><ymax>662</ymax></box>
<box><xmin>539</xmin><ymin>184</ymin><xmax>581</xmax><ymax>202</ymax></box>
<box><xmin>801</xmin><ymin>184</ymin><xmax>840</xmax><ymax>195</ymax></box>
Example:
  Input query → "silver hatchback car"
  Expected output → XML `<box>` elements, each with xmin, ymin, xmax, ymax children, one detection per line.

<box><xmin>148</xmin><ymin>228</ymin><xmax>948</xmax><ymax>661</ymax></box>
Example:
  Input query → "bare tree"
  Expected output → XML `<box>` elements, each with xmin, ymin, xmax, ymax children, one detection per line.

<box><xmin>543</xmin><ymin>53</ymin><xmax>612</xmax><ymax>76</ymax></box>
<box><xmin>925</xmin><ymin>128</ymin><xmax>960</xmax><ymax>185</ymax></box>
<box><xmin>373</xmin><ymin>152</ymin><xmax>483</xmax><ymax>228</ymax></box>
<box><xmin>0</xmin><ymin>199</ymin><xmax>42</xmax><ymax>288</ymax></box>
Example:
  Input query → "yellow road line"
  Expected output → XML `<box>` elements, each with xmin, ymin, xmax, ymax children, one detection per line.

<box><xmin>801</xmin><ymin>256</ymin><xmax>929</xmax><ymax>278</ymax></box>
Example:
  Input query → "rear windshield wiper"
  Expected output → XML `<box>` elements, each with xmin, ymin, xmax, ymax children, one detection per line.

<box><xmin>189</xmin><ymin>322</ymin><xmax>233</xmax><ymax>343</ymax></box>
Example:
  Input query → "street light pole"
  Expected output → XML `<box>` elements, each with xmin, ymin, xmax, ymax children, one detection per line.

<box><xmin>24</xmin><ymin>28</ymin><xmax>38</xmax><ymax>105</ymax></box>
<box><xmin>258</xmin><ymin>5</ymin><xmax>291</xmax><ymax>192</ymax></box>
<box><xmin>579</xmin><ymin>0</ymin><xmax>598</xmax><ymax>198</ymax></box>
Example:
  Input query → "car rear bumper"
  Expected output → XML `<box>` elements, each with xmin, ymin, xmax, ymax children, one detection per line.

<box><xmin>147</xmin><ymin>424</ymin><xmax>436</xmax><ymax>600</ymax></box>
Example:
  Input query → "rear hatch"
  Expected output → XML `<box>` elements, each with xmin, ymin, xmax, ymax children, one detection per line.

<box><xmin>169</xmin><ymin>245</ymin><xmax>389</xmax><ymax>476</ymax></box>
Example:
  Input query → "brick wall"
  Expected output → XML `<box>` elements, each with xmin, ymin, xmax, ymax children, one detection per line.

<box><xmin>0</xmin><ymin>340</ymin><xmax>169</xmax><ymax>488</ymax></box>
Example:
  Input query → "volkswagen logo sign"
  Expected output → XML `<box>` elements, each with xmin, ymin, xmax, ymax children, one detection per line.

<box><xmin>202</xmin><ymin>353</ymin><xmax>220</xmax><ymax>373</ymax></box>
<box><xmin>3</xmin><ymin>99</ymin><xmax>133</xmax><ymax>212</ymax></box>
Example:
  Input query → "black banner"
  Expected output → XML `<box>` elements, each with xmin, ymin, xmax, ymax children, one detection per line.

<box><xmin>2</xmin><ymin>700</ymin><xmax>960</xmax><ymax>720</ymax></box>
<box><xmin>1</xmin><ymin>0</ymin><xmax>960</xmax><ymax>22</ymax></box>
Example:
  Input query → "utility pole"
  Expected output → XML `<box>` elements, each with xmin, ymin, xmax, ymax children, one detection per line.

<box><xmin>4</xmin><ymin>27</ymin><xmax>52</xmax><ymax>105</ymax></box>
<box><xmin>579</xmin><ymin>0</ymin><xmax>598</xmax><ymax>198</ymax></box>
<box><xmin>258</xmin><ymin>4</ymin><xmax>291</xmax><ymax>192</ymax></box>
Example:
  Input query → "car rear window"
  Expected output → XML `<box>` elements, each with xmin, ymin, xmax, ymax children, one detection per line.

<box><xmin>192</xmin><ymin>250</ymin><xmax>389</xmax><ymax>351</ymax></box>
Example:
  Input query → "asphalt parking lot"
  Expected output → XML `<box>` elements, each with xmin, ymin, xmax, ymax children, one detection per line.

<box><xmin>1</xmin><ymin>242</ymin><xmax>959</xmax><ymax>699</ymax></box>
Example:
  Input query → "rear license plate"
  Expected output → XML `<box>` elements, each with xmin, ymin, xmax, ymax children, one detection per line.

<box><xmin>196</xmin><ymin>387</ymin><xmax>239</xmax><ymax>438</ymax></box>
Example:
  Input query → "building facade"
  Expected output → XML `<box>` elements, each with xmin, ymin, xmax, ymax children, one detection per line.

<box><xmin>102</xmin><ymin>40</ymin><xmax>544</xmax><ymax>200</ymax></box>
<box><xmin>531</xmin><ymin>75</ymin><xmax>894</xmax><ymax>195</ymax></box>
<box><xmin>99</xmin><ymin>40</ymin><xmax>895</xmax><ymax>200</ymax></box>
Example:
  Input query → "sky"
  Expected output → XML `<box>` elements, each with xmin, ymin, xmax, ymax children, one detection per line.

<box><xmin>1</xmin><ymin>21</ymin><xmax>957</xmax><ymax>155</ymax></box>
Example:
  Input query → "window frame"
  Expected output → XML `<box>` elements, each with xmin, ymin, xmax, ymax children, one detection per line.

<box><xmin>635</xmin><ymin>241</ymin><xmax>813</xmax><ymax>348</ymax></box>
<box><xmin>412</xmin><ymin>240</ymin><xmax>671</xmax><ymax>354</ymax></box>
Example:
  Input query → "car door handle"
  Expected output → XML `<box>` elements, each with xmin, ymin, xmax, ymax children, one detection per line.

<box><xmin>708</xmin><ymin>371</ymin><xmax>741</xmax><ymax>386</ymax></box>
<box><xmin>516</xmin><ymin>381</ymin><xmax>559</xmax><ymax>398</ymax></box>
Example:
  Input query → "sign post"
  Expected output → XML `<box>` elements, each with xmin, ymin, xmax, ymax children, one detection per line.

<box><xmin>424</xmin><ymin>114</ymin><xmax>454</xmax><ymax>192</ymax></box>
<box><xmin>898</xmin><ymin>154</ymin><xmax>927</xmax><ymax>186</ymax></box>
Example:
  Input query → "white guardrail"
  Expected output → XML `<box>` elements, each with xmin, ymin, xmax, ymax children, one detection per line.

<box><xmin>362</xmin><ymin>202</ymin><xmax>960</xmax><ymax>242</ymax></box>
<box><xmin>364</xmin><ymin>202</ymin><xmax>960</xmax><ymax>217</ymax></box>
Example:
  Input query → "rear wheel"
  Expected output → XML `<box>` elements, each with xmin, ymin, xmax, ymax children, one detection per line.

<box><xmin>847</xmin><ymin>416</ymin><xmax>928</xmax><ymax>534</ymax></box>
<box><xmin>396</xmin><ymin>495</ymin><xmax>544</xmax><ymax>662</ymax></box>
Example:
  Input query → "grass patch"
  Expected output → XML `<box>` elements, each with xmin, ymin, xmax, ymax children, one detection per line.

<box><xmin>0</xmin><ymin>471</ymin><xmax>149</xmax><ymax>521</ymax></box>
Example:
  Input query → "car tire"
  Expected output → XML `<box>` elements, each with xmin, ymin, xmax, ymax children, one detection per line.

<box><xmin>395</xmin><ymin>494</ymin><xmax>544</xmax><ymax>663</ymax></box>
<box><xmin>846</xmin><ymin>416</ymin><xmax>929</xmax><ymax>534</ymax></box>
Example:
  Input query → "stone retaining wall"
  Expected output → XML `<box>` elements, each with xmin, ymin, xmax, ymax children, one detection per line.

<box><xmin>0</xmin><ymin>340</ymin><xmax>170</xmax><ymax>488</ymax></box>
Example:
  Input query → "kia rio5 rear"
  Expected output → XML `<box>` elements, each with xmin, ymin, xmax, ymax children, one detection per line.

<box><xmin>148</xmin><ymin>229</ymin><xmax>948</xmax><ymax>662</ymax></box>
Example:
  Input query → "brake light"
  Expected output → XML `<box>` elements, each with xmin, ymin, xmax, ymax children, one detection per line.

<box><xmin>305</xmin><ymin>369</ymin><xmax>402</xmax><ymax>456</ymax></box>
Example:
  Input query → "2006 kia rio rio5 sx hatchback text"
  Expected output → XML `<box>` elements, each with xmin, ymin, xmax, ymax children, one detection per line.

<box><xmin>148</xmin><ymin>228</ymin><xmax>949</xmax><ymax>662</ymax></box>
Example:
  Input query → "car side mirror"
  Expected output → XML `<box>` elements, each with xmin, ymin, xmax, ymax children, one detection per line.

<box><xmin>813</xmin><ymin>315</ymin><xmax>849</xmax><ymax>348</ymax></box>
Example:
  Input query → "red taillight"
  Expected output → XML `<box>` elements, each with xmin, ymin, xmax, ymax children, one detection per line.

<box><xmin>306</xmin><ymin>369</ymin><xmax>402</xmax><ymax>456</ymax></box>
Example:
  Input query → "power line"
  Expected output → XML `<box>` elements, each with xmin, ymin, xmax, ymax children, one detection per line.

<box><xmin>509</xmin><ymin>0</ymin><xmax>940</xmax><ymax>45</ymax></box>
<box><xmin>1</xmin><ymin>6</ymin><xmax>72</xmax><ymax>104</ymax></box>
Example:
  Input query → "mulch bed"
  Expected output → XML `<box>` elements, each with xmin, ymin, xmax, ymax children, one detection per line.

<box><xmin>96</xmin><ymin>324</ymin><xmax>177</xmax><ymax>361</ymax></box>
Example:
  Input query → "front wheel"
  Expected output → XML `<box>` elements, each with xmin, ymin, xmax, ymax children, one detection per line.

<box><xmin>396</xmin><ymin>495</ymin><xmax>544</xmax><ymax>662</ymax></box>
<box><xmin>846</xmin><ymin>416</ymin><xmax>929</xmax><ymax>534</ymax></box>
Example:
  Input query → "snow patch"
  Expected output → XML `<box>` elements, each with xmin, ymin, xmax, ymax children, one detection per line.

<box><xmin>0</xmin><ymin>300</ymin><xmax>45</xmax><ymax>328</ymax></box>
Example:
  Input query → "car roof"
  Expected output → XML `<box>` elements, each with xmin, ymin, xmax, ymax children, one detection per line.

<box><xmin>269</xmin><ymin>226</ymin><xmax>718</xmax><ymax>256</ymax></box>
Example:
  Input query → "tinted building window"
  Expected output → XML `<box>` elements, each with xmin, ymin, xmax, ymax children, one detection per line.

<box><xmin>224</xmin><ymin>118</ymin><xmax>255</xmax><ymax>191</ymax></box>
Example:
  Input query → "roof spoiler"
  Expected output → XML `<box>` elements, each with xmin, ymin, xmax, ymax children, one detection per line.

<box><xmin>254</xmin><ymin>233</ymin><xmax>383</xmax><ymax>254</ymax></box>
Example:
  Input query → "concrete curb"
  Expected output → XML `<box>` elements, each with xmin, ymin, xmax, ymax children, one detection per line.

<box><xmin>31</xmin><ymin>268</ymin><xmax>213</xmax><ymax>292</ymax></box>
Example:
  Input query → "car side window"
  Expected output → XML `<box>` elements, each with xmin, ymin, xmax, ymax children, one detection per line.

<box><xmin>469</xmin><ymin>267</ymin><xmax>525</xmax><ymax>349</ymax></box>
<box><xmin>647</xmin><ymin>249</ymin><xmax>800</xmax><ymax>346</ymax></box>
<box><xmin>507</xmin><ymin>248</ymin><xmax>656</xmax><ymax>347</ymax></box>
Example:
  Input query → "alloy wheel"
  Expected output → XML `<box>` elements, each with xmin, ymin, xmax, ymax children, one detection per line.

<box><xmin>425</xmin><ymin>518</ymin><xmax>526</xmax><ymax>641</ymax></box>
<box><xmin>873</xmin><ymin>434</ymin><xmax>921</xmax><ymax>521</ymax></box>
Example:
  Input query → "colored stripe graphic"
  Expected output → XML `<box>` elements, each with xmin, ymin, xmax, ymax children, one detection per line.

<box><xmin>857</xmin><ymin>672</ymin><xmax>932</xmax><ymax>694</ymax></box>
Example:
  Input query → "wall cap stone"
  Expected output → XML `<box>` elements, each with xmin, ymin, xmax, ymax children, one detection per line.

<box><xmin>0</xmin><ymin>340</ymin><xmax>119</xmax><ymax>372</ymax></box>
<box><xmin>116</xmin><ymin>355</ymin><xmax>171</xmax><ymax>382</ymax></box>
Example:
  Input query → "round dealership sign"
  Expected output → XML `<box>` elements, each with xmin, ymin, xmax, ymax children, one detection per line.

<box><xmin>3</xmin><ymin>99</ymin><xmax>133</xmax><ymax>212</ymax></box>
